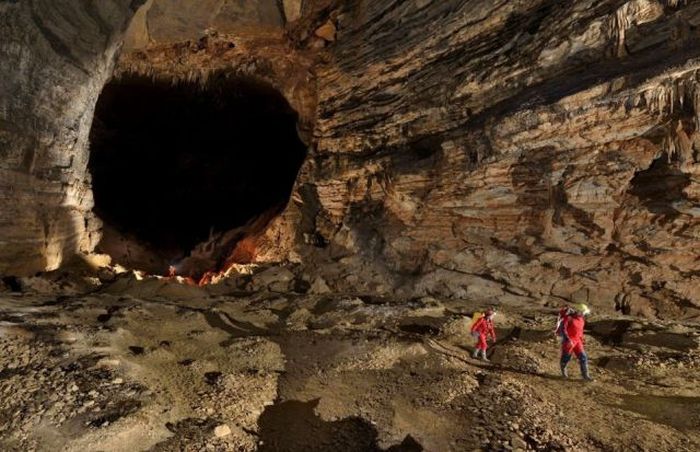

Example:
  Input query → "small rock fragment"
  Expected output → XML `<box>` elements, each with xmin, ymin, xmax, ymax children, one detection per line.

<box><xmin>315</xmin><ymin>21</ymin><xmax>336</xmax><ymax>42</ymax></box>
<box><xmin>214</xmin><ymin>424</ymin><xmax>231</xmax><ymax>438</ymax></box>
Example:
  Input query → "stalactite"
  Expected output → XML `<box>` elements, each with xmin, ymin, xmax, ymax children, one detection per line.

<box><xmin>640</xmin><ymin>69</ymin><xmax>700</xmax><ymax>120</ymax></box>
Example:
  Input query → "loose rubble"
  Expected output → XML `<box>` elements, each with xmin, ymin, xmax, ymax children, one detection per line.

<box><xmin>0</xmin><ymin>273</ymin><xmax>698</xmax><ymax>451</ymax></box>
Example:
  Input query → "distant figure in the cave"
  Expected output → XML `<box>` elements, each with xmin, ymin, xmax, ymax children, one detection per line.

<box><xmin>470</xmin><ymin>308</ymin><xmax>497</xmax><ymax>361</ymax></box>
<box><xmin>556</xmin><ymin>303</ymin><xmax>592</xmax><ymax>380</ymax></box>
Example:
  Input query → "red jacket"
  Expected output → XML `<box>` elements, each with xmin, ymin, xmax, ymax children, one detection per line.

<box><xmin>562</xmin><ymin>314</ymin><xmax>585</xmax><ymax>342</ymax></box>
<box><xmin>471</xmin><ymin>316</ymin><xmax>496</xmax><ymax>340</ymax></box>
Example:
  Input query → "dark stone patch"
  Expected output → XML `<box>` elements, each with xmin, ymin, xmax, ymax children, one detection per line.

<box><xmin>1</xmin><ymin>276</ymin><xmax>22</xmax><ymax>292</ymax></box>
<box><xmin>586</xmin><ymin>320</ymin><xmax>633</xmax><ymax>346</ymax></box>
<box><xmin>204</xmin><ymin>371</ymin><xmax>222</xmax><ymax>385</ymax></box>
<box><xmin>398</xmin><ymin>323</ymin><xmax>440</xmax><ymax>336</ymax></box>
<box><xmin>150</xmin><ymin>417</ymin><xmax>221</xmax><ymax>450</ymax></box>
<box><xmin>87</xmin><ymin>399</ymin><xmax>141</xmax><ymax>428</ymax></box>
<box><xmin>0</xmin><ymin>367</ymin><xmax>26</xmax><ymax>380</ymax></box>
<box><xmin>96</xmin><ymin>313</ymin><xmax>111</xmax><ymax>323</ymax></box>
<box><xmin>0</xmin><ymin>314</ymin><xmax>25</xmax><ymax>324</ymax></box>
<box><xmin>292</xmin><ymin>278</ymin><xmax>311</xmax><ymax>294</ymax></box>
<box><xmin>128</xmin><ymin>346</ymin><xmax>145</xmax><ymax>355</ymax></box>
<box><xmin>97</xmin><ymin>305</ymin><xmax>121</xmax><ymax>323</ymax></box>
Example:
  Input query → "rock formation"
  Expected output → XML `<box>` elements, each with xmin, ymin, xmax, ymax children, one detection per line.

<box><xmin>296</xmin><ymin>0</ymin><xmax>700</xmax><ymax>318</ymax></box>
<box><xmin>1</xmin><ymin>0</ymin><xmax>699</xmax><ymax>318</ymax></box>
<box><xmin>0</xmin><ymin>0</ymin><xmax>141</xmax><ymax>275</ymax></box>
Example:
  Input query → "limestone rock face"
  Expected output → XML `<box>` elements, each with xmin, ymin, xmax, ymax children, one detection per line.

<box><xmin>124</xmin><ymin>0</ymin><xmax>285</xmax><ymax>49</ymax></box>
<box><xmin>1</xmin><ymin>0</ymin><xmax>699</xmax><ymax>318</ymax></box>
<box><xmin>293</xmin><ymin>0</ymin><xmax>700</xmax><ymax>317</ymax></box>
<box><xmin>0</xmin><ymin>0</ymin><xmax>141</xmax><ymax>275</ymax></box>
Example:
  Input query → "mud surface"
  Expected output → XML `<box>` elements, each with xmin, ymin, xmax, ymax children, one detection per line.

<box><xmin>1</xmin><ymin>278</ymin><xmax>699</xmax><ymax>451</ymax></box>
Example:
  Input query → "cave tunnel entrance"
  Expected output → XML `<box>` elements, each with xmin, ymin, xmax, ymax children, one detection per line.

<box><xmin>88</xmin><ymin>73</ymin><xmax>307</xmax><ymax>276</ymax></box>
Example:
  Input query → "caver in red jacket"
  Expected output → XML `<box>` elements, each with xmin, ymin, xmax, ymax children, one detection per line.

<box><xmin>561</xmin><ymin>313</ymin><xmax>586</xmax><ymax>356</ymax></box>
<box><xmin>559</xmin><ymin>311</ymin><xmax>592</xmax><ymax>380</ymax></box>
<box><xmin>471</xmin><ymin>315</ymin><xmax>497</xmax><ymax>352</ymax></box>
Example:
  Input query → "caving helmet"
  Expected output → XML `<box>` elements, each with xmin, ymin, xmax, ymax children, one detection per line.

<box><xmin>575</xmin><ymin>303</ymin><xmax>591</xmax><ymax>316</ymax></box>
<box><xmin>485</xmin><ymin>307</ymin><xmax>496</xmax><ymax>319</ymax></box>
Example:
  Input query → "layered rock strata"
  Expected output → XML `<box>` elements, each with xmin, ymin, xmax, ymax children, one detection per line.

<box><xmin>290</xmin><ymin>0</ymin><xmax>700</xmax><ymax>317</ymax></box>
<box><xmin>1</xmin><ymin>0</ymin><xmax>699</xmax><ymax>318</ymax></box>
<box><xmin>0</xmin><ymin>0</ymin><xmax>142</xmax><ymax>275</ymax></box>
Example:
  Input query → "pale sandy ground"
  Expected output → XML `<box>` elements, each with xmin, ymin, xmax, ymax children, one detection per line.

<box><xmin>1</xmin><ymin>274</ymin><xmax>699</xmax><ymax>451</ymax></box>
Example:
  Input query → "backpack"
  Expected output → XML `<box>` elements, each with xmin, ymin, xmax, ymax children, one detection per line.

<box><xmin>555</xmin><ymin>308</ymin><xmax>570</xmax><ymax>337</ymax></box>
<box><xmin>470</xmin><ymin>311</ymin><xmax>483</xmax><ymax>328</ymax></box>
<box><xmin>470</xmin><ymin>312</ymin><xmax>483</xmax><ymax>337</ymax></box>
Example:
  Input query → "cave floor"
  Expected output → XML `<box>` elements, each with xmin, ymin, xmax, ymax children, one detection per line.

<box><xmin>1</xmin><ymin>280</ymin><xmax>699</xmax><ymax>451</ymax></box>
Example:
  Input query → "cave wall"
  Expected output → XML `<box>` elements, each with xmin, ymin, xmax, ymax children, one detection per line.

<box><xmin>1</xmin><ymin>0</ymin><xmax>699</xmax><ymax>318</ymax></box>
<box><xmin>0</xmin><ymin>0</ymin><xmax>142</xmax><ymax>275</ymax></box>
<box><xmin>0</xmin><ymin>0</ymin><xmax>309</xmax><ymax>277</ymax></box>
<box><xmin>291</xmin><ymin>0</ymin><xmax>700</xmax><ymax>317</ymax></box>
<box><xmin>123</xmin><ymin>0</ymin><xmax>290</xmax><ymax>49</ymax></box>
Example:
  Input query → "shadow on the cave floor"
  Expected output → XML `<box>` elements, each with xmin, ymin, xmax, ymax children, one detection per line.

<box><xmin>202</xmin><ymin>309</ymin><xmax>270</xmax><ymax>347</ymax></box>
<box><xmin>586</xmin><ymin>320</ymin><xmax>698</xmax><ymax>352</ymax></box>
<box><xmin>608</xmin><ymin>394</ymin><xmax>700</xmax><ymax>431</ymax></box>
<box><xmin>257</xmin><ymin>399</ymin><xmax>423</xmax><ymax>452</ymax></box>
<box><xmin>447</xmin><ymin>343</ymin><xmax>566</xmax><ymax>382</ymax></box>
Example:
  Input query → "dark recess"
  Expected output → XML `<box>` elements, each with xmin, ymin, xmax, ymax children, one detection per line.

<box><xmin>88</xmin><ymin>74</ymin><xmax>307</xmax><ymax>268</ymax></box>
<box><xmin>629</xmin><ymin>152</ymin><xmax>690</xmax><ymax>217</ymax></box>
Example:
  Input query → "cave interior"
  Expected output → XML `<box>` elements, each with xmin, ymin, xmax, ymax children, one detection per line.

<box><xmin>88</xmin><ymin>74</ymin><xmax>307</xmax><ymax>274</ymax></box>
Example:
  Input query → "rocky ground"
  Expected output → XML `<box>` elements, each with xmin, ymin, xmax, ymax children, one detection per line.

<box><xmin>0</xmin><ymin>267</ymin><xmax>699</xmax><ymax>452</ymax></box>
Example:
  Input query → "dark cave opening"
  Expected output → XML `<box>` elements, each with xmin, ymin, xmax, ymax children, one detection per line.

<box><xmin>88</xmin><ymin>74</ymin><xmax>307</xmax><ymax>274</ymax></box>
<box><xmin>629</xmin><ymin>152</ymin><xmax>690</xmax><ymax>216</ymax></box>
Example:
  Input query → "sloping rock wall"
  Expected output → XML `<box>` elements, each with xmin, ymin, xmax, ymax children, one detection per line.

<box><xmin>0</xmin><ymin>0</ymin><xmax>141</xmax><ymax>275</ymax></box>
<box><xmin>1</xmin><ymin>0</ymin><xmax>699</xmax><ymax>318</ymax></box>
<box><xmin>286</xmin><ymin>0</ymin><xmax>700</xmax><ymax>317</ymax></box>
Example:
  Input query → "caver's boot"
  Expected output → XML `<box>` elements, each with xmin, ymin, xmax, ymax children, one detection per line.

<box><xmin>579</xmin><ymin>353</ymin><xmax>593</xmax><ymax>381</ymax></box>
<box><xmin>472</xmin><ymin>348</ymin><xmax>480</xmax><ymax>359</ymax></box>
<box><xmin>560</xmin><ymin>362</ymin><xmax>569</xmax><ymax>378</ymax></box>
<box><xmin>560</xmin><ymin>354</ymin><xmax>571</xmax><ymax>379</ymax></box>
<box><xmin>480</xmin><ymin>349</ymin><xmax>490</xmax><ymax>362</ymax></box>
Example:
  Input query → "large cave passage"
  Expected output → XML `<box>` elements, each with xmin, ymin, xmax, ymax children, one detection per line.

<box><xmin>88</xmin><ymin>74</ymin><xmax>307</xmax><ymax>274</ymax></box>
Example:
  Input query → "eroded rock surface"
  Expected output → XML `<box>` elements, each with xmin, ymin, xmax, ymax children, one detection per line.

<box><xmin>0</xmin><ymin>0</ymin><xmax>141</xmax><ymax>275</ymax></box>
<box><xmin>288</xmin><ymin>0</ymin><xmax>700</xmax><ymax>317</ymax></box>
<box><xmin>0</xmin><ymin>281</ymin><xmax>698</xmax><ymax>450</ymax></box>
<box><xmin>1</xmin><ymin>1</ymin><xmax>699</xmax><ymax>319</ymax></box>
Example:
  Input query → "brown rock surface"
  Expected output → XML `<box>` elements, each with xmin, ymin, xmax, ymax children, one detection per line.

<box><xmin>123</xmin><ymin>0</ymin><xmax>285</xmax><ymax>50</ymax></box>
<box><xmin>1</xmin><ymin>0</ymin><xmax>699</xmax><ymax>319</ymax></box>
<box><xmin>290</xmin><ymin>0</ymin><xmax>700</xmax><ymax>317</ymax></box>
<box><xmin>0</xmin><ymin>0</ymin><xmax>141</xmax><ymax>275</ymax></box>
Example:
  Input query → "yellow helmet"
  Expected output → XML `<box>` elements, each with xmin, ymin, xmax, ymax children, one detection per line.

<box><xmin>576</xmin><ymin>303</ymin><xmax>591</xmax><ymax>315</ymax></box>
